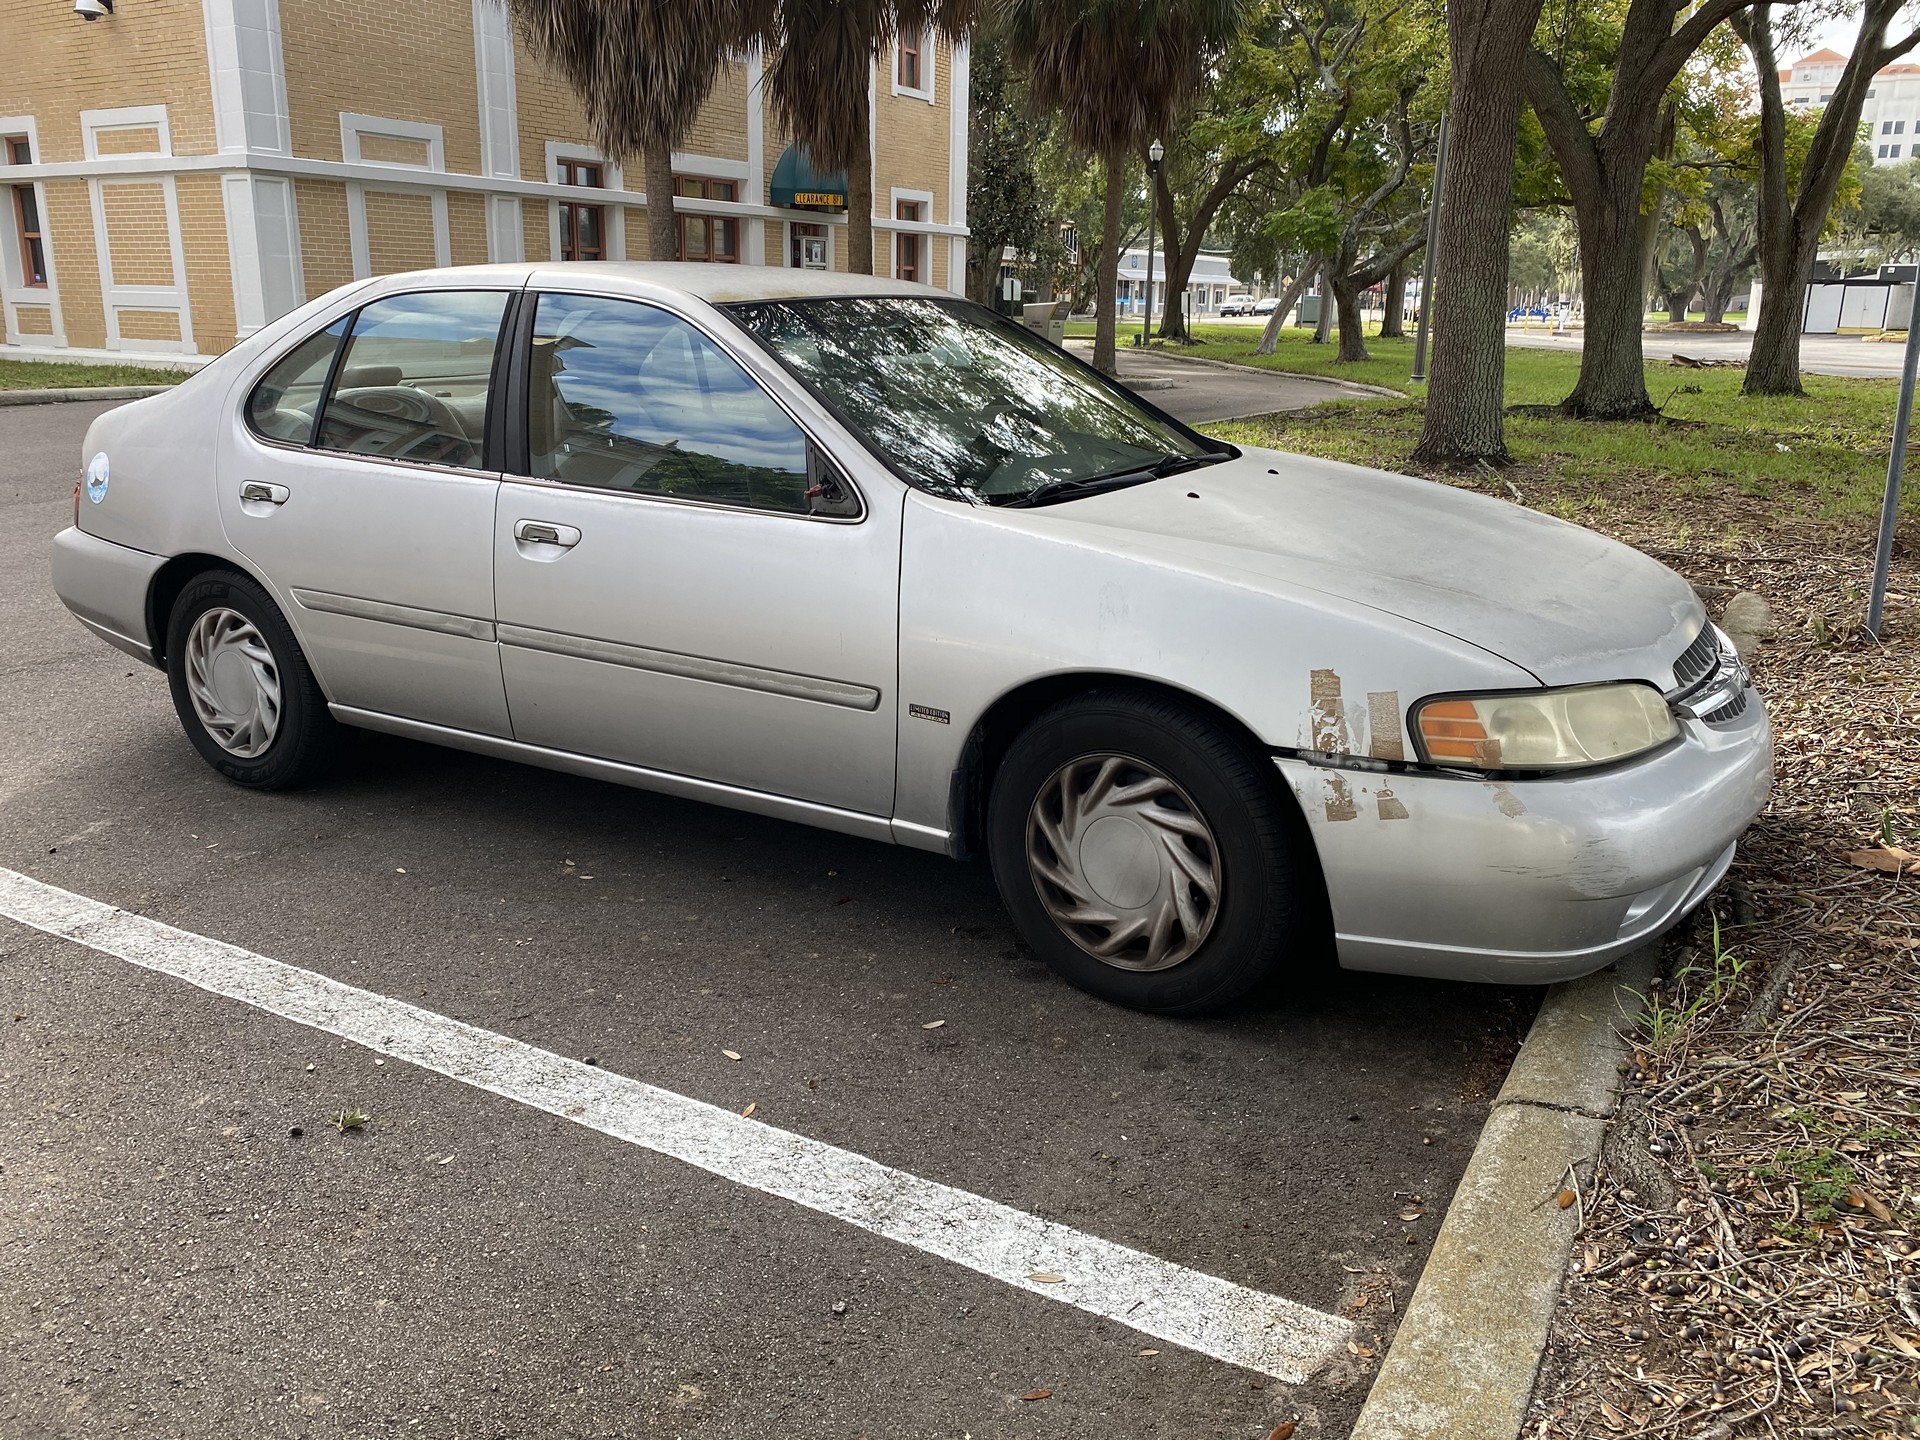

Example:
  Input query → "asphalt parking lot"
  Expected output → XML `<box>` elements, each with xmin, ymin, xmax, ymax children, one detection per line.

<box><xmin>1</xmin><ymin>399</ymin><xmax>1535</xmax><ymax>1439</ymax></box>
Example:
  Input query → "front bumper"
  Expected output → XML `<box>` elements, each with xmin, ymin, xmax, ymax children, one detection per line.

<box><xmin>1275</xmin><ymin>686</ymin><xmax>1772</xmax><ymax>983</ymax></box>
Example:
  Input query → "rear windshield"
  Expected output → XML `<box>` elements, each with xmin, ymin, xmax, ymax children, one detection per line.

<box><xmin>723</xmin><ymin>296</ymin><xmax>1222</xmax><ymax>505</ymax></box>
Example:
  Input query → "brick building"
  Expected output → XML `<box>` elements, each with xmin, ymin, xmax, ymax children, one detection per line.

<box><xmin>1</xmin><ymin>0</ymin><xmax>970</xmax><ymax>362</ymax></box>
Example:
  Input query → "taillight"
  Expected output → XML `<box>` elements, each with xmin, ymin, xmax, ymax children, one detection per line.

<box><xmin>74</xmin><ymin>480</ymin><xmax>82</xmax><ymax>527</ymax></box>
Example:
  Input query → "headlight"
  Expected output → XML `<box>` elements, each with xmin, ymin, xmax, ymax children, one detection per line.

<box><xmin>1413</xmin><ymin>684</ymin><xmax>1677</xmax><ymax>771</ymax></box>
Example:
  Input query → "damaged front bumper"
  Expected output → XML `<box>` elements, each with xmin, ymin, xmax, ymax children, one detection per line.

<box><xmin>1274</xmin><ymin>685</ymin><xmax>1773</xmax><ymax>984</ymax></box>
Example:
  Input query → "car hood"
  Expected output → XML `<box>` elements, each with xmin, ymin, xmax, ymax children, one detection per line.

<box><xmin>1040</xmin><ymin>447</ymin><xmax>1703</xmax><ymax>688</ymax></box>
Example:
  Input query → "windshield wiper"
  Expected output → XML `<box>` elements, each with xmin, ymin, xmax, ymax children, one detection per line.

<box><xmin>991</xmin><ymin>451</ymin><xmax>1227</xmax><ymax>509</ymax></box>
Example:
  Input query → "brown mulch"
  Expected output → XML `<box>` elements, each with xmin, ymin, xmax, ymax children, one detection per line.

<box><xmin>1514</xmin><ymin>513</ymin><xmax>1920</xmax><ymax>1440</ymax></box>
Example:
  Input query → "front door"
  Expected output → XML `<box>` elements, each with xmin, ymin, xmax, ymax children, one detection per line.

<box><xmin>218</xmin><ymin>287</ymin><xmax>516</xmax><ymax>737</ymax></box>
<box><xmin>492</xmin><ymin>290</ymin><xmax>899</xmax><ymax>816</ymax></box>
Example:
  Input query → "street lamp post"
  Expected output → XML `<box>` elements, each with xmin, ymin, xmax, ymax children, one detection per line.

<box><xmin>1142</xmin><ymin>139</ymin><xmax>1164</xmax><ymax>347</ymax></box>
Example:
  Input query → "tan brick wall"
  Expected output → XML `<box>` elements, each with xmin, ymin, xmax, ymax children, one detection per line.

<box><xmin>280</xmin><ymin>0</ymin><xmax>481</xmax><ymax>172</ymax></box>
<box><xmin>297</xmin><ymin>179</ymin><xmax>355</xmax><ymax>298</ymax></box>
<box><xmin>522</xmin><ymin>200</ymin><xmax>550</xmax><ymax>264</ymax></box>
<box><xmin>447</xmin><ymin>191</ymin><xmax>488</xmax><ymax>266</ymax></box>
<box><xmin>874</xmin><ymin>36</ymin><xmax>953</xmax><ymax>227</ymax></box>
<box><xmin>175</xmin><ymin>173</ymin><xmax>238</xmax><ymax>352</ymax></box>
<box><xmin>357</xmin><ymin>133</ymin><xmax>434</xmax><ymax>167</ymax></box>
<box><xmin>116</xmin><ymin>309</ymin><xmax>183</xmax><ymax>342</ymax></box>
<box><xmin>683</xmin><ymin>61</ymin><xmax>749</xmax><ymax>165</ymax></box>
<box><xmin>2</xmin><ymin>0</ymin><xmax>216</xmax><ymax>163</ymax></box>
<box><xmin>100</xmin><ymin>183</ymin><xmax>176</xmax><ymax>287</ymax></box>
<box><xmin>623</xmin><ymin>205</ymin><xmax>649</xmax><ymax>261</ymax></box>
<box><xmin>42</xmin><ymin>182</ymin><xmax>104</xmax><ymax>349</ymax></box>
<box><xmin>512</xmin><ymin>43</ymin><xmax>595</xmax><ymax>184</ymax></box>
<box><xmin>92</xmin><ymin>126</ymin><xmax>165</xmax><ymax>157</ymax></box>
<box><xmin>363</xmin><ymin>190</ymin><xmax>438</xmax><ymax>275</ymax></box>
<box><xmin>13</xmin><ymin>305</ymin><xmax>55</xmax><ymax>336</ymax></box>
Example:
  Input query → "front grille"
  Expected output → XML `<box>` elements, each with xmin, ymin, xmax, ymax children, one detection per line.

<box><xmin>1668</xmin><ymin>626</ymin><xmax>1721</xmax><ymax>698</ymax></box>
<box><xmin>1699</xmin><ymin>689</ymin><xmax>1749</xmax><ymax>724</ymax></box>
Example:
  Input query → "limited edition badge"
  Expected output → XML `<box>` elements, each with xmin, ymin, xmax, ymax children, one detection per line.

<box><xmin>85</xmin><ymin>452</ymin><xmax>109</xmax><ymax>504</ymax></box>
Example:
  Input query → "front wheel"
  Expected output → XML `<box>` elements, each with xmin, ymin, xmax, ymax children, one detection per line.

<box><xmin>165</xmin><ymin>569</ymin><xmax>342</xmax><ymax>790</ymax></box>
<box><xmin>986</xmin><ymin>690</ymin><xmax>1305</xmax><ymax>1014</ymax></box>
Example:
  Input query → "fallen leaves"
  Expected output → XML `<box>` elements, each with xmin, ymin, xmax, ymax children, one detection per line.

<box><xmin>1267</xmin><ymin>1423</ymin><xmax>1297</xmax><ymax>1440</ymax></box>
<box><xmin>1136</xmin><ymin>1348</ymin><xmax>1159</xmax><ymax>1357</ymax></box>
<box><xmin>1020</xmin><ymin>1389</ymin><xmax>1052</xmax><ymax>1402</ymax></box>
<box><xmin>1027</xmin><ymin>1271</ymin><xmax>1065</xmax><ymax>1284</ymax></box>
<box><xmin>1556</xmin><ymin>1188</ymin><xmax>1577</xmax><ymax>1209</ymax></box>
<box><xmin>721</xmin><ymin>1049</ymin><xmax>742</xmax><ymax>1062</ymax></box>
<box><xmin>740</xmin><ymin>1102</ymin><xmax>756</xmax><ymax>1119</ymax></box>
<box><xmin>922</xmin><ymin>1019</ymin><xmax>947</xmax><ymax>1030</ymax></box>
<box><xmin>1841</xmin><ymin>845</ymin><xmax>1920</xmax><ymax>874</ymax></box>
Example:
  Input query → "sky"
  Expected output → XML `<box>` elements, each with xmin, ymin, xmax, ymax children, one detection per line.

<box><xmin>1799</xmin><ymin>4</ymin><xmax>1893</xmax><ymax>60</ymax></box>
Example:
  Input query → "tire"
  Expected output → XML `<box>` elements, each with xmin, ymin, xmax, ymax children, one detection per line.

<box><xmin>165</xmin><ymin>568</ymin><xmax>342</xmax><ymax>790</ymax></box>
<box><xmin>986</xmin><ymin>689</ymin><xmax>1303</xmax><ymax>1015</ymax></box>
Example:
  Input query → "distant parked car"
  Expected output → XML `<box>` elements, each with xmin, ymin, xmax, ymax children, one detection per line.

<box><xmin>1508</xmin><ymin>305</ymin><xmax>1550</xmax><ymax>322</ymax></box>
<box><xmin>1219</xmin><ymin>296</ymin><xmax>1255</xmax><ymax>317</ymax></box>
<box><xmin>1252</xmin><ymin>297</ymin><xmax>1280</xmax><ymax>315</ymax></box>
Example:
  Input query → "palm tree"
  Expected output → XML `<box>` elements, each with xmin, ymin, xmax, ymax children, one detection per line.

<box><xmin>999</xmin><ymin>0</ymin><xmax>1245</xmax><ymax>373</ymax></box>
<box><xmin>508</xmin><ymin>0</ymin><xmax>741</xmax><ymax>262</ymax></box>
<box><xmin>757</xmin><ymin>1</ymin><xmax>975</xmax><ymax>275</ymax></box>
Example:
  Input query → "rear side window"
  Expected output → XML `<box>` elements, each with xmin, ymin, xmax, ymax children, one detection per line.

<box><xmin>525</xmin><ymin>292</ymin><xmax>831</xmax><ymax>514</ymax></box>
<box><xmin>246</xmin><ymin>317</ymin><xmax>346</xmax><ymax>445</ymax></box>
<box><xmin>315</xmin><ymin>290</ymin><xmax>511</xmax><ymax>470</ymax></box>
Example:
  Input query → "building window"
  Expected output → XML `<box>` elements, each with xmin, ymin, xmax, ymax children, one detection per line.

<box><xmin>1884</xmin><ymin>120</ymin><xmax>1895</xmax><ymax>134</ymax></box>
<box><xmin>558</xmin><ymin>157</ymin><xmax>606</xmax><ymax>262</ymax></box>
<box><xmin>675</xmin><ymin>176</ymin><xmax>738</xmax><ymax>263</ymax></box>
<box><xmin>1881</xmin><ymin>143</ymin><xmax>1891</xmax><ymax>157</ymax></box>
<box><xmin>897</xmin><ymin>33</ymin><xmax>922</xmax><ymax>91</ymax></box>
<box><xmin>1899</xmin><ymin>120</ymin><xmax>1909</xmax><ymax>135</ymax></box>
<box><xmin>5</xmin><ymin>135</ymin><xmax>46</xmax><ymax>288</ymax></box>
<box><xmin>1894</xmin><ymin>144</ymin><xmax>1905</xmax><ymax>159</ymax></box>
<box><xmin>895</xmin><ymin>200</ymin><xmax>922</xmax><ymax>283</ymax></box>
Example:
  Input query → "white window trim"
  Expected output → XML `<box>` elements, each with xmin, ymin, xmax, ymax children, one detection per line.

<box><xmin>81</xmin><ymin>108</ymin><xmax>194</xmax><ymax>352</ymax></box>
<box><xmin>340</xmin><ymin>113</ymin><xmax>450</xmax><ymax>279</ymax></box>
<box><xmin>891</xmin><ymin>29</ymin><xmax>935</xmax><ymax>102</ymax></box>
<box><xmin>889</xmin><ymin>187</ymin><xmax>934</xmax><ymax>281</ymax></box>
<box><xmin>81</xmin><ymin>105</ymin><xmax>174</xmax><ymax>160</ymax></box>
<box><xmin>669</xmin><ymin>151</ymin><xmax>750</xmax><ymax>184</ymax></box>
<box><xmin>0</xmin><ymin>116</ymin><xmax>65</xmax><ymax>348</ymax></box>
<box><xmin>545</xmin><ymin>141</ymin><xmax>625</xmax><ymax>261</ymax></box>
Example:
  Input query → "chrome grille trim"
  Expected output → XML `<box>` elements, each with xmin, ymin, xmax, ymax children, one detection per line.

<box><xmin>1667</xmin><ymin>625</ymin><xmax>1721</xmax><ymax>699</ymax></box>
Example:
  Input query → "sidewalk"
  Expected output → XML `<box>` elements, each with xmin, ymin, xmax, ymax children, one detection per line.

<box><xmin>1063</xmin><ymin>339</ymin><xmax>1380</xmax><ymax>423</ymax></box>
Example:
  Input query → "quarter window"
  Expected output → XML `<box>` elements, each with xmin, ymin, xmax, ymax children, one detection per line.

<box><xmin>246</xmin><ymin>317</ymin><xmax>348</xmax><ymax>445</ymax></box>
<box><xmin>524</xmin><ymin>292</ymin><xmax>846</xmax><ymax>516</ymax></box>
<box><xmin>315</xmin><ymin>290</ymin><xmax>510</xmax><ymax>469</ymax></box>
<box><xmin>674</xmin><ymin>176</ymin><xmax>738</xmax><ymax>263</ymax></box>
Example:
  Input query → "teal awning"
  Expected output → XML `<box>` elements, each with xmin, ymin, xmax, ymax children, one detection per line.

<box><xmin>769</xmin><ymin>146</ymin><xmax>848</xmax><ymax>212</ymax></box>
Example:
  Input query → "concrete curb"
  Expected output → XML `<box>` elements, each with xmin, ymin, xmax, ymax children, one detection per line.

<box><xmin>1348</xmin><ymin>947</ymin><xmax>1656</xmax><ymax>1440</ymax></box>
<box><xmin>0</xmin><ymin>386</ymin><xmax>175</xmax><ymax>407</ymax></box>
<box><xmin>1133</xmin><ymin>348</ymin><xmax>1408</xmax><ymax>400</ymax></box>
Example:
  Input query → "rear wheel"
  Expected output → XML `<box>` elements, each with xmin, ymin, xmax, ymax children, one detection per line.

<box><xmin>165</xmin><ymin>569</ymin><xmax>342</xmax><ymax>790</ymax></box>
<box><xmin>987</xmin><ymin>689</ymin><xmax>1303</xmax><ymax>1014</ymax></box>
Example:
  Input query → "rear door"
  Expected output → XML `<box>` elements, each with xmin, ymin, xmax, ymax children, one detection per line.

<box><xmin>219</xmin><ymin>286</ymin><xmax>517</xmax><ymax>736</ymax></box>
<box><xmin>491</xmin><ymin>289</ymin><xmax>901</xmax><ymax>816</ymax></box>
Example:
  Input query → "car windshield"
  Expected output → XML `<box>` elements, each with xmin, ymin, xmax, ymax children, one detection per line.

<box><xmin>724</xmin><ymin>296</ymin><xmax>1223</xmax><ymax>505</ymax></box>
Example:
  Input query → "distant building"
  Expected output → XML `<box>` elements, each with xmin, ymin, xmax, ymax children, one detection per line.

<box><xmin>1116</xmin><ymin>247</ymin><xmax>1245</xmax><ymax>318</ymax></box>
<box><xmin>2</xmin><ymin>0</ymin><xmax>968</xmax><ymax>363</ymax></box>
<box><xmin>1778</xmin><ymin>48</ymin><xmax>1920</xmax><ymax>164</ymax></box>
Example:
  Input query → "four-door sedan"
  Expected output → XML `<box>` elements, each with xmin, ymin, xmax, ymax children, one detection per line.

<box><xmin>52</xmin><ymin>263</ymin><xmax>1771</xmax><ymax>1013</ymax></box>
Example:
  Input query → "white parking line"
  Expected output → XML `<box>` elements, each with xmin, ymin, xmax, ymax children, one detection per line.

<box><xmin>0</xmin><ymin>865</ymin><xmax>1355</xmax><ymax>1382</ymax></box>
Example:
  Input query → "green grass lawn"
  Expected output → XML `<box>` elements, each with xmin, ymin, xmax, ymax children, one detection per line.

<box><xmin>0</xmin><ymin>358</ymin><xmax>190</xmax><ymax>391</ymax></box>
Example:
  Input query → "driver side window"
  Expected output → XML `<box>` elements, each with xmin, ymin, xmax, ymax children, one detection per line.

<box><xmin>314</xmin><ymin>290</ymin><xmax>511</xmax><ymax>470</ymax></box>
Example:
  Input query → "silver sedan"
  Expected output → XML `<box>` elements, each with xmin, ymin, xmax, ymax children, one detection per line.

<box><xmin>51</xmin><ymin>264</ymin><xmax>1771</xmax><ymax>1013</ymax></box>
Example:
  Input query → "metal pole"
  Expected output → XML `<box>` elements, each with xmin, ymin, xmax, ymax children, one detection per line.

<box><xmin>1142</xmin><ymin>160</ymin><xmax>1158</xmax><ymax>348</ymax></box>
<box><xmin>1411</xmin><ymin>111</ymin><xmax>1449</xmax><ymax>384</ymax></box>
<box><xmin>1867</xmin><ymin>289</ymin><xmax>1920</xmax><ymax>639</ymax></box>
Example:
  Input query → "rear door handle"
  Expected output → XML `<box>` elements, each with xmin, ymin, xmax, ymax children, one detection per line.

<box><xmin>514</xmin><ymin>519</ymin><xmax>581</xmax><ymax>548</ymax></box>
<box><xmin>239</xmin><ymin>481</ymin><xmax>289</xmax><ymax>505</ymax></box>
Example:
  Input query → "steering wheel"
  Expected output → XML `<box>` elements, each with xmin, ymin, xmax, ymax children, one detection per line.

<box><xmin>339</xmin><ymin>384</ymin><xmax>465</xmax><ymax>440</ymax></box>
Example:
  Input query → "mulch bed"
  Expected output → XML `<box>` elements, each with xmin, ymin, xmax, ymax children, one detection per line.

<box><xmin>1515</xmin><ymin>516</ymin><xmax>1920</xmax><ymax>1439</ymax></box>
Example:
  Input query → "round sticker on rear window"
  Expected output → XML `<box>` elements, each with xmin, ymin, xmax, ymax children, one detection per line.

<box><xmin>85</xmin><ymin>452</ymin><xmax>109</xmax><ymax>504</ymax></box>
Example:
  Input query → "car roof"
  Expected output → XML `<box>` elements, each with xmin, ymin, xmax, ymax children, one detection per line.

<box><xmin>358</xmin><ymin>261</ymin><xmax>952</xmax><ymax>307</ymax></box>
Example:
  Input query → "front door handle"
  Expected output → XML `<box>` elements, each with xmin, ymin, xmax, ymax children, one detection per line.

<box><xmin>514</xmin><ymin>519</ymin><xmax>581</xmax><ymax>548</ymax></box>
<box><xmin>239</xmin><ymin>481</ymin><xmax>289</xmax><ymax>506</ymax></box>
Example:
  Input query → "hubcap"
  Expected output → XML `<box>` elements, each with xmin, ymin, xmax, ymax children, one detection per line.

<box><xmin>184</xmin><ymin>607</ymin><xmax>282</xmax><ymax>758</ymax></box>
<box><xmin>1024</xmin><ymin>753</ymin><xmax>1222</xmax><ymax>971</ymax></box>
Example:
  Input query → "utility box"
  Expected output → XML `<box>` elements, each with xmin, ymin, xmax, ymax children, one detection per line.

<box><xmin>1020</xmin><ymin>299</ymin><xmax>1067</xmax><ymax>347</ymax></box>
<box><xmin>1297</xmin><ymin>294</ymin><xmax>1321</xmax><ymax>325</ymax></box>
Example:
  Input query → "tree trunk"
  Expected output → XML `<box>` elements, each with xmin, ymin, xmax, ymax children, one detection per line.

<box><xmin>1093</xmin><ymin>150</ymin><xmax>1125</xmax><ymax>375</ymax></box>
<box><xmin>1560</xmin><ymin>172</ymin><xmax>1657</xmax><ymax>418</ymax></box>
<box><xmin>966</xmin><ymin>244</ymin><xmax>994</xmax><ymax>305</ymax></box>
<box><xmin>1333</xmin><ymin>274</ymin><xmax>1369</xmax><ymax>362</ymax></box>
<box><xmin>1312</xmin><ymin>284</ymin><xmax>1334</xmax><ymax>344</ymax></box>
<box><xmin>1666</xmin><ymin>289</ymin><xmax>1687</xmax><ymax>323</ymax></box>
<box><xmin>645</xmin><ymin>147</ymin><xmax>679</xmax><ymax>262</ymax></box>
<box><xmin>1744</xmin><ymin>233</ymin><xmax>1816</xmax><ymax>393</ymax></box>
<box><xmin>847</xmin><ymin>129</ymin><xmax>875</xmax><ymax>276</ymax></box>
<box><xmin>1253</xmin><ymin>260</ymin><xmax>1320</xmax><ymax>357</ymax></box>
<box><xmin>1413</xmin><ymin>0</ymin><xmax>1546</xmax><ymax>466</ymax></box>
<box><xmin>1379</xmin><ymin>257</ymin><xmax>1407</xmax><ymax>338</ymax></box>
